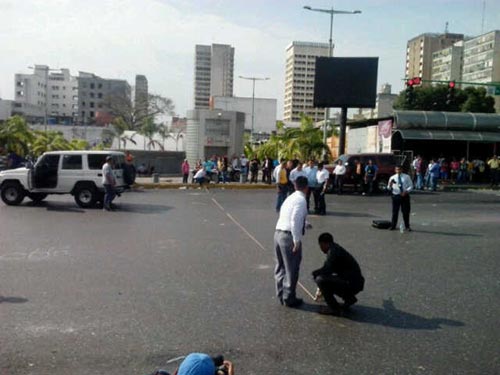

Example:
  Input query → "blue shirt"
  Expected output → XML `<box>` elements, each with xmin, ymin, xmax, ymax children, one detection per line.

<box><xmin>304</xmin><ymin>165</ymin><xmax>318</xmax><ymax>187</ymax></box>
<box><xmin>203</xmin><ymin>160</ymin><xmax>215</xmax><ymax>172</ymax></box>
<box><xmin>365</xmin><ymin>164</ymin><xmax>378</xmax><ymax>176</ymax></box>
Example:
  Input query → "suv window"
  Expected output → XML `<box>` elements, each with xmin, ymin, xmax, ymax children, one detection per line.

<box><xmin>113</xmin><ymin>154</ymin><xmax>125</xmax><ymax>170</ymax></box>
<box><xmin>88</xmin><ymin>154</ymin><xmax>108</xmax><ymax>170</ymax></box>
<box><xmin>62</xmin><ymin>154</ymin><xmax>82</xmax><ymax>170</ymax></box>
<box><xmin>36</xmin><ymin>154</ymin><xmax>60</xmax><ymax>169</ymax></box>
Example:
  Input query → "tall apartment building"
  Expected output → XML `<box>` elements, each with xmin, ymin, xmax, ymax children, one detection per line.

<box><xmin>431</xmin><ymin>41</ymin><xmax>464</xmax><ymax>82</ymax></box>
<box><xmin>462</xmin><ymin>30</ymin><xmax>500</xmax><ymax>86</ymax></box>
<box><xmin>193</xmin><ymin>44</ymin><xmax>234</xmax><ymax>109</ymax></box>
<box><xmin>77</xmin><ymin>72</ymin><xmax>131</xmax><ymax>125</ymax></box>
<box><xmin>135</xmin><ymin>74</ymin><xmax>148</xmax><ymax>116</ymax></box>
<box><xmin>283</xmin><ymin>41</ymin><xmax>329</xmax><ymax>123</ymax></box>
<box><xmin>14</xmin><ymin>65</ymin><xmax>78</xmax><ymax>124</ymax></box>
<box><xmin>405</xmin><ymin>33</ymin><xmax>464</xmax><ymax>81</ymax></box>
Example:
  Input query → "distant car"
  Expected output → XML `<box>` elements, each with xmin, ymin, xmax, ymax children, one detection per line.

<box><xmin>0</xmin><ymin>151</ymin><xmax>135</xmax><ymax>208</ymax></box>
<box><xmin>325</xmin><ymin>153</ymin><xmax>400</xmax><ymax>193</ymax></box>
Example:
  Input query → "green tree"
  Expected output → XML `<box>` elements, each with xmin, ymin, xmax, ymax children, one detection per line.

<box><xmin>393</xmin><ymin>85</ymin><xmax>495</xmax><ymax>112</ymax></box>
<box><xmin>140</xmin><ymin>116</ymin><xmax>163</xmax><ymax>150</ymax></box>
<box><xmin>0</xmin><ymin>115</ymin><xmax>34</xmax><ymax>157</ymax></box>
<box><xmin>102</xmin><ymin>116</ymin><xmax>137</xmax><ymax>149</ymax></box>
<box><xmin>31</xmin><ymin>130</ymin><xmax>71</xmax><ymax>156</ymax></box>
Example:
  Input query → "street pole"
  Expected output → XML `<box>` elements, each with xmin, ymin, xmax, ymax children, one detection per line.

<box><xmin>303</xmin><ymin>5</ymin><xmax>361</xmax><ymax>159</ymax></box>
<box><xmin>239</xmin><ymin>76</ymin><xmax>270</xmax><ymax>147</ymax></box>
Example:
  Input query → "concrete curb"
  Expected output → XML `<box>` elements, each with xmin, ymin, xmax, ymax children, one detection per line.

<box><xmin>133</xmin><ymin>182</ymin><xmax>276</xmax><ymax>190</ymax></box>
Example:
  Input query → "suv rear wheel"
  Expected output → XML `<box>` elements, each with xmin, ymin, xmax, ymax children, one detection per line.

<box><xmin>1</xmin><ymin>182</ymin><xmax>25</xmax><ymax>206</ymax></box>
<box><xmin>74</xmin><ymin>184</ymin><xmax>97</xmax><ymax>208</ymax></box>
<box><xmin>377</xmin><ymin>177</ymin><xmax>389</xmax><ymax>193</ymax></box>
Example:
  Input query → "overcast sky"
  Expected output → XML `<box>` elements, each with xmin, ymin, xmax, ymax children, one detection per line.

<box><xmin>1</xmin><ymin>0</ymin><xmax>499</xmax><ymax>118</ymax></box>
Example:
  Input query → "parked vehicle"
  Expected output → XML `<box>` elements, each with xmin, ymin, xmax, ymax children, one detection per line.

<box><xmin>0</xmin><ymin>151</ymin><xmax>134</xmax><ymax>208</ymax></box>
<box><xmin>325</xmin><ymin>153</ymin><xmax>400</xmax><ymax>193</ymax></box>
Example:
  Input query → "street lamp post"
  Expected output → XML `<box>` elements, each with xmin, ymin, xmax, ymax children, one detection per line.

<box><xmin>239</xmin><ymin>76</ymin><xmax>270</xmax><ymax>146</ymax></box>
<box><xmin>303</xmin><ymin>5</ymin><xmax>361</xmax><ymax>159</ymax></box>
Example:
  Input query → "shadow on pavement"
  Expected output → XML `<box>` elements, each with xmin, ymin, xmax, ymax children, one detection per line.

<box><xmin>0</xmin><ymin>296</ymin><xmax>29</xmax><ymax>304</ymax></box>
<box><xmin>326</xmin><ymin>211</ymin><xmax>377</xmax><ymax>218</ymax></box>
<box><xmin>115</xmin><ymin>203</ymin><xmax>173</xmax><ymax>214</ymax></box>
<box><xmin>413</xmin><ymin>229</ymin><xmax>482</xmax><ymax>237</ymax></box>
<box><xmin>345</xmin><ymin>299</ymin><xmax>464</xmax><ymax>330</ymax></box>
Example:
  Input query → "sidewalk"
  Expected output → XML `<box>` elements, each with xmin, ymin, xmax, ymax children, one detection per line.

<box><xmin>133</xmin><ymin>176</ymin><xmax>499</xmax><ymax>191</ymax></box>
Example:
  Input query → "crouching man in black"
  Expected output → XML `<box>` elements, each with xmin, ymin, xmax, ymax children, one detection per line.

<box><xmin>312</xmin><ymin>232</ymin><xmax>365</xmax><ymax>316</ymax></box>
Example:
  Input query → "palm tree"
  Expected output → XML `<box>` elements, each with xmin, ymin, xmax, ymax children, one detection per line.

<box><xmin>0</xmin><ymin>115</ymin><xmax>34</xmax><ymax>157</ymax></box>
<box><xmin>102</xmin><ymin>117</ymin><xmax>137</xmax><ymax>149</ymax></box>
<box><xmin>31</xmin><ymin>130</ymin><xmax>71</xmax><ymax>157</ymax></box>
<box><xmin>140</xmin><ymin>116</ymin><xmax>163</xmax><ymax>150</ymax></box>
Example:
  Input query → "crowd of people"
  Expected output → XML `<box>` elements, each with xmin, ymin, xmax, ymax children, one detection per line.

<box><xmin>410</xmin><ymin>154</ymin><xmax>500</xmax><ymax>189</ymax></box>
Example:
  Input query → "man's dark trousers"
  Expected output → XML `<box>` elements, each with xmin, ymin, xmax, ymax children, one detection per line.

<box><xmin>103</xmin><ymin>184</ymin><xmax>116</xmax><ymax>208</ymax></box>
<box><xmin>314</xmin><ymin>183</ymin><xmax>326</xmax><ymax>214</ymax></box>
<box><xmin>391</xmin><ymin>194</ymin><xmax>411</xmax><ymax>228</ymax></box>
<box><xmin>315</xmin><ymin>274</ymin><xmax>364</xmax><ymax>308</ymax></box>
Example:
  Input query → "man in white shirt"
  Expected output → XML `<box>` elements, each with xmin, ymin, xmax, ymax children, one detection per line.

<box><xmin>333</xmin><ymin>160</ymin><xmax>347</xmax><ymax>195</ymax></box>
<box><xmin>240</xmin><ymin>154</ymin><xmax>248</xmax><ymax>183</ymax></box>
<box><xmin>303</xmin><ymin>159</ymin><xmax>318</xmax><ymax>212</ymax></box>
<box><xmin>274</xmin><ymin>176</ymin><xmax>310</xmax><ymax>307</ymax></box>
<box><xmin>193</xmin><ymin>168</ymin><xmax>206</xmax><ymax>186</ymax></box>
<box><xmin>102</xmin><ymin>156</ymin><xmax>117</xmax><ymax>211</ymax></box>
<box><xmin>315</xmin><ymin>162</ymin><xmax>330</xmax><ymax>215</ymax></box>
<box><xmin>387</xmin><ymin>165</ymin><xmax>414</xmax><ymax>231</ymax></box>
<box><xmin>289</xmin><ymin>161</ymin><xmax>307</xmax><ymax>185</ymax></box>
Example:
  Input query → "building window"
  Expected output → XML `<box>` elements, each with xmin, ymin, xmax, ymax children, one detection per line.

<box><xmin>98</xmin><ymin>93</ymin><xmax>103</xmax><ymax>98</ymax></box>
<box><xmin>90</xmin><ymin>83</ymin><xmax>95</xmax><ymax>89</ymax></box>
<box><xmin>90</xmin><ymin>102</ymin><xmax>94</xmax><ymax>108</ymax></box>
<box><xmin>82</xmin><ymin>101</ymin><xmax>86</xmax><ymax>107</ymax></box>
<box><xmin>98</xmin><ymin>83</ymin><xmax>102</xmax><ymax>89</ymax></box>
<box><xmin>90</xmin><ymin>111</ymin><xmax>95</xmax><ymax>118</ymax></box>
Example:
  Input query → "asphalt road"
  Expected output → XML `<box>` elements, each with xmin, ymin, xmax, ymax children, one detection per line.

<box><xmin>0</xmin><ymin>188</ymin><xmax>499</xmax><ymax>374</ymax></box>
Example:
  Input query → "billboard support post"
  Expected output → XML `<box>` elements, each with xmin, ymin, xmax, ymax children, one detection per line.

<box><xmin>338</xmin><ymin>106</ymin><xmax>348</xmax><ymax>156</ymax></box>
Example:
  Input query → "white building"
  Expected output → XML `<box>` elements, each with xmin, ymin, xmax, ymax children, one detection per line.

<box><xmin>211</xmin><ymin>96</ymin><xmax>277</xmax><ymax>134</ymax></box>
<box><xmin>194</xmin><ymin>44</ymin><xmax>235</xmax><ymax>109</ymax></box>
<box><xmin>431</xmin><ymin>41</ymin><xmax>464</xmax><ymax>82</ymax></box>
<box><xmin>186</xmin><ymin>109</ymin><xmax>245</xmax><ymax>166</ymax></box>
<box><xmin>284</xmin><ymin>41</ymin><xmax>330</xmax><ymax>123</ymax></box>
<box><xmin>353</xmin><ymin>84</ymin><xmax>397</xmax><ymax>120</ymax></box>
<box><xmin>15</xmin><ymin>65</ymin><xmax>78</xmax><ymax>124</ymax></box>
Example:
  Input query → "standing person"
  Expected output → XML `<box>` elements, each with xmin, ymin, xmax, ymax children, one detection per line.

<box><xmin>332</xmin><ymin>160</ymin><xmax>346</xmax><ymax>195</ymax></box>
<box><xmin>440</xmin><ymin>158</ymin><xmax>449</xmax><ymax>180</ymax></box>
<box><xmin>193</xmin><ymin>167</ymin><xmax>207</xmax><ymax>187</ymax></box>
<box><xmin>274</xmin><ymin>176</ymin><xmax>310</xmax><ymax>307</ymax></box>
<box><xmin>364</xmin><ymin>159</ymin><xmax>378</xmax><ymax>195</ymax></box>
<box><xmin>315</xmin><ymin>162</ymin><xmax>329</xmax><ymax>215</ymax></box>
<box><xmin>312</xmin><ymin>232</ymin><xmax>365</xmax><ymax>316</ymax></box>
<box><xmin>102</xmin><ymin>156</ymin><xmax>117</xmax><ymax>211</ymax></box>
<box><xmin>450</xmin><ymin>158</ymin><xmax>459</xmax><ymax>183</ymax></box>
<box><xmin>429</xmin><ymin>159</ymin><xmax>440</xmax><ymax>191</ymax></box>
<box><xmin>249</xmin><ymin>156</ymin><xmax>260</xmax><ymax>183</ymax></box>
<box><xmin>415</xmin><ymin>156</ymin><xmax>424</xmax><ymax>190</ymax></box>
<box><xmin>274</xmin><ymin>160</ymin><xmax>289</xmax><ymax>213</ymax></box>
<box><xmin>286</xmin><ymin>160</ymin><xmax>296</xmax><ymax>194</ymax></box>
<box><xmin>221</xmin><ymin>156</ymin><xmax>229</xmax><ymax>183</ymax></box>
<box><xmin>387</xmin><ymin>165</ymin><xmax>414</xmax><ymax>231</ymax></box>
<box><xmin>181</xmin><ymin>159</ymin><xmax>190</xmax><ymax>184</ymax></box>
<box><xmin>457</xmin><ymin>158</ymin><xmax>468</xmax><ymax>183</ymax></box>
<box><xmin>353</xmin><ymin>159</ymin><xmax>364</xmax><ymax>194</ymax></box>
<box><xmin>487</xmin><ymin>155</ymin><xmax>499</xmax><ymax>187</ymax></box>
<box><xmin>240</xmin><ymin>154</ymin><xmax>248</xmax><ymax>183</ymax></box>
<box><xmin>289</xmin><ymin>161</ymin><xmax>307</xmax><ymax>186</ymax></box>
<box><xmin>262</xmin><ymin>155</ymin><xmax>273</xmax><ymax>184</ymax></box>
<box><xmin>303</xmin><ymin>159</ymin><xmax>318</xmax><ymax>212</ymax></box>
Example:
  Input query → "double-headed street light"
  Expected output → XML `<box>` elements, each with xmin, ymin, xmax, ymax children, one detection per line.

<box><xmin>303</xmin><ymin>5</ymin><xmax>361</xmax><ymax>159</ymax></box>
<box><xmin>239</xmin><ymin>76</ymin><xmax>270</xmax><ymax>146</ymax></box>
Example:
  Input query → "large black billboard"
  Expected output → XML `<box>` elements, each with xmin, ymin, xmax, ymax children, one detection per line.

<box><xmin>313</xmin><ymin>57</ymin><xmax>379</xmax><ymax>108</ymax></box>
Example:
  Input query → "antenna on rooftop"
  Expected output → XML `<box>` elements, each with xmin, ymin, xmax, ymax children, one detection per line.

<box><xmin>481</xmin><ymin>0</ymin><xmax>486</xmax><ymax>34</ymax></box>
<box><xmin>444</xmin><ymin>21</ymin><xmax>449</xmax><ymax>34</ymax></box>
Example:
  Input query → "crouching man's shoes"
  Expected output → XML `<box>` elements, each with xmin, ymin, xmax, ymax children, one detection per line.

<box><xmin>343</xmin><ymin>295</ymin><xmax>358</xmax><ymax>309</ymax></box>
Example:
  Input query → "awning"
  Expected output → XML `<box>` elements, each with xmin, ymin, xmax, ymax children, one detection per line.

<box><xmin>394</xmin><ymin>129</ymin><xmax>500</xmax><ymax>142</ymax></box>
<box><xmin>393</xmin><ymin>111</ymin><xmax>500</xmax><ymax>132</ymax></box>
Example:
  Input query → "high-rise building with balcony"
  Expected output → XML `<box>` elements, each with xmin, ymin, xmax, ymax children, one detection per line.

<box><xmin>283</xmin><ymin>41</ymin><xmax>329</xmax><ymax>123</ymax></box>
<box><xmin>194</xmin><ymin>44</ymin><xmax>234</xmax><ymax>109</ymax></box>
<box><xmin>405</xmin><ymin>33</ymin><xmax>463</xmax><ymax>81</ymax></box>
<box><xmin>462</xmin><ymin>30</ymin><xmax>500</xmax><ymax>86</ymax></box>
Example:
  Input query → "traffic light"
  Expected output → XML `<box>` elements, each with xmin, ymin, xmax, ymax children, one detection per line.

<box><xmin>405</xmin><ymin>79</ymin><xmax>416</xmax><ymax>105</ymax></box>
<box><xmin>446</xmin><ymin>81</ymin><xmax>456</xmax><ymax>106</ymax></box>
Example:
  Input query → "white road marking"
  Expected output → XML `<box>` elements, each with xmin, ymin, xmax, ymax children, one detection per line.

<box><xmin>211</xmin><ymin>197</ymin><xmax>316</xmax><ymax>301</ymax></box>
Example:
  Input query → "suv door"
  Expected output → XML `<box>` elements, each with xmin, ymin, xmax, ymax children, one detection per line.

<box><xmin>58</xmin><ymin>154</ymin><xmax>84</xmax><ymax>192</ymax></box>
<box><xmin>33</xmin><ymin>154</ymin><xmax>60</xmax><ymax>189</ymax></box>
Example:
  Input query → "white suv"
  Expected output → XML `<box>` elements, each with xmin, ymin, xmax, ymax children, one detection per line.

<box><xmin>0</xmin><ymin>151</ymin><xmax>135</xmax><ymax>208</ymax></box>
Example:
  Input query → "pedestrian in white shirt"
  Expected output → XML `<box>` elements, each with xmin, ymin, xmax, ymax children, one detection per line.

<box><xmin>303</xmin><ymin>159</ymin><xmax>318</xmax><ymax>212</ymax></box>
<box><xmin>333</xmin><ymin>160</ymin><xmax>346</xmax><ymax>195</ymax></box>
<box><xmin>102</xmin><ymin>156</ymin><xmax>116</xmax><ymax>211</ymax></box>
<box><xmin>274</xmin><ymin>176</ymin><xmax>310</xmax><ymax>307</ymax></box>
<box><xmin>315</xmin><ymin>162</ymin><xmax>330</xmax><ymax>215</ymax></box>
<box><xmin>387</xmin><ymin>165</ymin><xmax>414</xmax><ymax>231</ymax></box>
<box><xmin>289</xmin><ymin>162</ymin><xmax>307</xmax><ymax>184</ymax></box>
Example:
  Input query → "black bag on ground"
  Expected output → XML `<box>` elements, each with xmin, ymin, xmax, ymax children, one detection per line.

<box><xmin>372</xmin><ymin>220</ymin><xmax>392</xmax><ymax>229</ymax></box>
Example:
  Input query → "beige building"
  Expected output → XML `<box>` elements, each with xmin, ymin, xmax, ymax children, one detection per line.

<box><xmin>194</xmin><ymin>44</ymin><xmax>235</xmax><ymax>109</ymax></box>
<box><xmin>354</xmin><ymin>84</ymin><xmax>397</xmax><ymax>120</ymax></box>
<box><xmin>431</xmin><ymin>41</ymin><xmax>464</xmax><ymax>82</ymax></box>
<box><xmin>283</xmin><ymin>41</ymin><xmax>329</xmax><ymax>123</ymax></box>
<box><xmin>405</xmin><ymin>33</ymin><xmax>463</xmax><ymax>81</ymax></box>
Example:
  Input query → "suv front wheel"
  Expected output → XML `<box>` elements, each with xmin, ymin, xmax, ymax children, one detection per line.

<box><xmin>1</xmin><ymin>182</ymin><xmax>26</xmax><ymax>206</ymax></box>
<box><xmin>74</xmin><ymin>184</ymin><xmax>97</xmax><ymax>208</ymax></box>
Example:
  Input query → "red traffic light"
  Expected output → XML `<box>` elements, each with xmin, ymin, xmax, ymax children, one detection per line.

<box><xmin>407</xmin><ymin>79</ymin><xmax>414</xmax><ymax>87</ymax></box>
<box><xmin>448</xmin><ymin>81</ymin><xmax>456</xmax><ymax>89</ymax></box>
<box><xmin>412</xmin><ymin>77</ymin><xmax>422</xmax><ymax>85</ymax></box>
